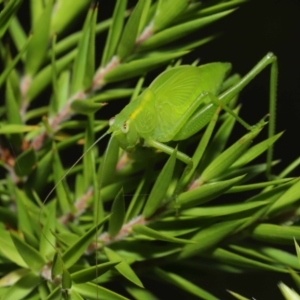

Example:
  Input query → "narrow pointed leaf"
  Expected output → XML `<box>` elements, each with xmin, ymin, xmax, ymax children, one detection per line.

<box><xmin>71</xmin><ymin>8</ymin><xmax>93</xmax><ymax>94</ymax></box>
<box><xmin>104</xmin><ymin>50</ymin><xmax>189</xmax><ymax>83</ymax></box>
<box><xmin>232</xmin><ymin>132</ymin><xmax>283</xmax><ymax>168</ymax></box>
<box><xmin>10</xmin><ymin>231</ymin><xmax>46</xmax><ymax>272</ymax></box>
<box><xmin>132</xmin><ymin>224</ymin><xmax>194</xmax><ymax>244</ymax></box>
<box><xmin>279</xmin><ymin>282</ymin><xmax>300</xmax><ymax>300</ymax></box>
<box><xmin>198</xmin><ymin>107</ymin><xmax>239</xmax><ymax>173</ymax></box>
<box><xmin>211</xmin><ymin>248</ymin><xmax>286</xmax><ymax>272</ymax></box>
<box><xmin>5</xmin><ymin>80</ymin><xmax>22</xmax><ymax>124</ymax></box>
<box><xmin>260</xmin><ymin>247</ymin><xmax>300</xmax><ymax>270</ymax></box>
<box><xmin>52</xmin><ymin>144</ymin><xmax>71</xmax><ymax>215</ymax></box>
<box><xmin>179</xmin><ymin>104</ymin><xmax>221</xmax><ymax>190</ymax></box>
<box><xmin>100</xmin><ymin>136</ymin><xmax>119</xmax><ymax>187</ymax></box>
<box><xmin>82</xmin><ymin>115</ymin><xmax>95</xmax><ymax>190</ymax></box>
<box><xmin>27</xmin><ymin>49</ymin><xmax>76</xmax><ymax>101</ymax></box>
<box><xmin>73</xmin><ymin>282</ymin><xmax>130</xmax><ymax>300</ymax></box>
<box><xmin>49</xmin><ymin>35</ymin><xmax>60</xmax><ymax>115</ymax></box>
<box><xmin>0</xmin><ymin>269</ymin><xmax>31</xmax><ymax>288</ymax></box>
<box><xmin>289</xmin><ymin>268</ymin><xmax>300</xmax><ymax>290</ymax></box>
<box><xmin>50</xmin><ymin>18</ymin><xmax>112</xmax><ymax>59</ymax></box>
<box><xmin>0</xmin><ymin>207</ymin><xmax>17</xmax><ymax>228</ymax></box>
<box><xmin>5</xmin><ymin>79</ymin><xmax>23</xmax><ymax>148</ymax></box>
<box><xmin>105</xmin><ymin>247</ymin><xmax>144</xmax><ymax>288</ymax></box>
<box><xmin>14</xmin><ymin>147</ymin><xmax>37</xmax><ymax>177</ymax></box>
<box><xmin>84</xmin><ymin>6</ymin><xmax>97</xmax><ymax>90</ymax></box>
<box><xmin>200</xmin><ymin>126</ymin><xmax>263</xmax><ymax>183</ymax></box>
<box><xmin>95</xmin><ymin>135</ymin><xmax>119</xmax><ymax>222</ymax></box>
<box><xmin>25</xmin><ymin>1</ymin><xmax>52</xmax><ymax>75</ymax></box>
<box><xmin>143</xmin><ymin>148</ymin><xmax>177</xmax><ymax>218</ymax></box>
<box><xmin>117</xmin><ymin>0</ymin><xmax>146</xmax><ymax>60</ymax></box>
<box><xmin>153</xmin><ymin>0</ymin><xmax>189</xmax><ymax>31</ymax></box>
<box><xmin>62</xmin><ymin>215</ymin><xmax>110</xmax><ymax>268</ymax></box>
<box><xmin>62</xmin><ymin>268</ymin><xmax>72</xmax><ymax>289</ymax></box>
<box><xmin>182</xmin><ymin>201</ymin><xmax>268</xmax><ymax>218</ymax></box>
<box><xmin>52</xmin><ymin>70</ymin><xmax>70</xmax><ymax>115</ymax></box>
<box><xmin>267</xmin><ymin>178</ymin><xmax>300</xmax><ymax>216</ymax></box>
<box><xmin>44</xmin><ymin>285</ymin><xmax>61</xmax><ymax>300</ymax></box>
<box><xmin>27</xmin><ymin>151</ymin><xmax>53</xmax><ymax>194</ymax></box>
<box><xmin>0</xmin><ymin>271</ymin><xmax>40</xmax><ymax>300</ymax></box>
<box><xmin>0</xmin><ymin>124</ymin><xmax>39</xmax><ymax>133</ymax></box>
<box><xmin>22</xmin><ymin>228</ymin><xmax>39</xmax><ymax>249</ymax></box>
<box><xmin>0</xmin><ymin>0</ymin><xmax>23</xmax><ymax>38</ymax></box>
<box><xmin>252</xmin><ymin>224</ymin><xmax>300</xmax><ymax>245</ymax></box>
<box><xmin>125</xmin><ymin>175</ymin><xmax>148</xmax><ymax>222</ymax></box>
<box><xmin>69</xmin><ymin>289</ymin><xmax>85</xmax><ymax>300</ymax></box>
<box><xmin>14</xmin><ymin>188</ymin><xmax>35</xmax><ymax>236</ymax></box>
<box><xmin>175</xmin><ymin>175</ymin><xmax>245</xmax><ymax>209</ymax></box>
<box><xmin>125</xmin><ymin>285</ymin><xmax>159</xmax><ymax>300</ymax></box>
<box><xmin>71</xmin><ymin>261</ymin><xmax>121</xmax><ymax>283</ymax></box>
<box><xmin>0</xmin><ymin>229</ymin><xmax>27</xmax><ymax>268</ymax></box>
<box><xmin>71</xmin><ymin>99</ymin><xmax>104</xmax><ymax>115</ymax></box>
<box><xmin>180</xmin><ymin>219</ymin><xmax>244</xmax><ymax>259</ymax></box>
<box><xmin>29</xmin><ymin>0</ymin><xmax>43</xmax><ymax>28</ymax></box>
<box><xmin>228</xmin><ymin>244</ymin><xmax>274</xmax><ymax>264</ymax></box>
<box><xmin>229</xmin><ymin>178</ymin><xmax>294</xmax><ymax>193</ymax></box>
<box><xmin>101</xmin><ymin>0</ymin><xmax>127</xmax><ymax>66</ymax></box>
<box><xmin>137</xmin><ymin>0</ymin><xmax>151</xmax><ymax>35</ymax></box>
<box><xmin>109</xmin><ymin>188</ymin><xmax>125</xmax><ymax>237</ymax></box>
<box><xmin>246</xmin><ymin>179</ymin><xmax>296</xmax><ymax>203</ymax></box>
<box><xmin>227</xmin><ymin>290</ymin><xmax>250</xmax><ymax>300</ymax></box>
<box><xmin>88</xmin><ymin>88</ymin><xmax>134</xmax><ymax>102</ymax></box>
<box><xmin>295</xmin><ymin>239</ymin><xmax>300</xmax><ymax>268</ymax></box>
<box><xmin>0</xmin><ymin>37</ymin><xmax>30</xmax><ymax>87</ymax></box>
<box><xmin>153</xmin><ymin>268</ymin><xmax>218</xmax><ymax>300</ymax></box>
<box><xmin>51</xmin><ymin>252</ymin><xmax>64</xmax><ymax>280</ymax></box>
<box><xmin>143</xmin><ymin>10</ymin><xmax>232</xmax><ymax>51</ymax></box>
<box><xmin>50</xmin><ymin>0</ymin><xmax>91</xmax><ymax>34</ymax></box>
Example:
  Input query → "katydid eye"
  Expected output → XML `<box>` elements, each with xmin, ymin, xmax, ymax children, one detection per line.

<box><xmin>121</xmin><ymin>121</ymin><xmax>129</xmax><ymax>134</ymax></box>
<box><xmin>109</xmin><ymin>117</ymin><xmax>115</xmax><ymax>126</ymax></box>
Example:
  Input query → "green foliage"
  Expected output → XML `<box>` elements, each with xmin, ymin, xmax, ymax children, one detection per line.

<box><xmin>0</xmin><ymin>1</ymin><xmax>299</xmax><ymax>299</ymax></box>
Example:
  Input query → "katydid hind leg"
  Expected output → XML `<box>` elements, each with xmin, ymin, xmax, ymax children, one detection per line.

<box><xmin>173</xmin><ymin>90</ymin><xmax>249</xmax><ymax>141</ymax></box>
<box><xmin>218</xmin><ymin>53</ymin><xmax>278</xmax><ymax>178</ymax></box>
<box><xmin>176</xmin><ymin>53</ymin><xmax>278</xmax><ymax>177</ymax></box>
<box><xmin>173</xmin><ymin>74</ymin><xmax>246</xmax><ymax>141</ymax></box>
<box><xmin>206</xmin><ymin>92</ymin><xmax>253</xmax><ymax>130</ymax></box>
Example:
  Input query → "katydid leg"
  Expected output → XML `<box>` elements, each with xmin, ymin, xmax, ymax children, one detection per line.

<box><xmin>174</xmin><ymin>91</ymin><xmax>253</xmax><ymax>141</ymax></box>
<box><xmin>176</xmin><ymin>53</ymin><xmax>278</xmax><ymax>177</ymax></box>
<box><xmin>218</xmin><ymin>52</ymin><xmax>278</xmax><ymax>178</ymax></box>
<box><xmin>146</xmin><ymin>139</ymin><xmax>192</xmax><ymax>166</ymax></box>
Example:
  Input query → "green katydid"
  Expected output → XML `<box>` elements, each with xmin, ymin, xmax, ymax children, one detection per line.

<box><xmin>105</xmin><ymin>52</ymin><xmax>277</xmax><ymax>175</ymax></box>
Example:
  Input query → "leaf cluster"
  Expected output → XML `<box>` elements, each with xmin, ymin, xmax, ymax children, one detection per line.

<box><xmin>0</xmin><ymin>1</ymin><xmax>300</xmax><ymax>299</ymax></box>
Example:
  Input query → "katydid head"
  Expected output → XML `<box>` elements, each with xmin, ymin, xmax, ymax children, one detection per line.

<box><xmin>108</xmin><ymin>100</ymin><xmax>140</xmax><ymax>151</ymax></box>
